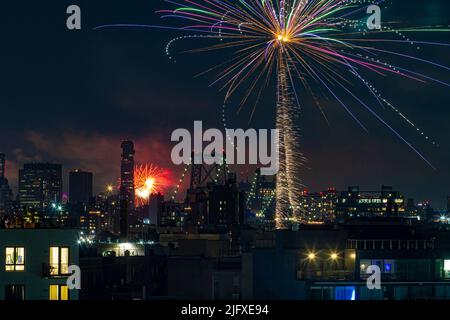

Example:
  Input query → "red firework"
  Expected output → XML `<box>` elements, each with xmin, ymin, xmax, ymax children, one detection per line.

<box><xmin>134</xmin><ymin>164</ymin><xmax>171</xmax><ymax>206</ymax></box>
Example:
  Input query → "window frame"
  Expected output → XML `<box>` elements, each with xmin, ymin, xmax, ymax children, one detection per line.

<box><xmin>49</xmin><ymin>284</ymin><xmax>69</xmax><ymax>301</ymax></box>
<box><xmin>5</xmin><ymin>284</ymin><xmax>26</xmax><ymax>301</ymax></box>
<box><xmin>443</xmin><ymin>259</ymin><xmax>450</xmax><ymax>279</ymax></box>
<box><xmin>49</xmin><ymin>246</ymin><xmax>70</xmax><ymax>277</ymax></box>
<box><xmin>5</xmin><ymin>247</ymin><xmax>25</xmax><ymax>272</ymax></box>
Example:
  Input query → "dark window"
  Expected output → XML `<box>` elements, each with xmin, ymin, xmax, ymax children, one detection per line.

<box><xmin>5</xmin><ymin>285</ymin><xmax>25</xmax><ymax>301</ymax></box>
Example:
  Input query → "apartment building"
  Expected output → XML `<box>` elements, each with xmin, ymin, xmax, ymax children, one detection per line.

<box><xmin>0</xmin><ymin>228</ymin><xmax>79</xmax><ymax>300</ymax></box>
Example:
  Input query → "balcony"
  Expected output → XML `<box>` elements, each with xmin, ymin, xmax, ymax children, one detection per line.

<box><xmin>42</xmin><ymin>263</ymin><xmax>70</xmax><ymax>278</ymax></box>
<box><xmin>347</xmin><ymin>239</ymin><xmax>435</xmax><ymax>251</ymax></box>
<box><xmin>297</xmin><ymin>270</ymin><xmax>355</xmax><ymax>281</ymax></box>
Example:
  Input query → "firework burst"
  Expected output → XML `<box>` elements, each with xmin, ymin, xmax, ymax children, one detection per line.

<box><xmin>96</xmin><ymin>0</ymin><xmax>449</xmax><ymax>227</ymax></box>
<box><xmin>134</xmin><ymin>164</ymin><xmax>171</xmax><ymax>206</ymax></box>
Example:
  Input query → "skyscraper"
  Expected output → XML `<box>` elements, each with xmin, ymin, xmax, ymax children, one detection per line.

<box><xmin>18</xmin><ymin>163</ymin><xmax>62</xmax><ymax>211</ymax></box>
<box><xmin>0</xmin><ymin>153</ymin><xmax>5</xmax><ymax>179</ymax></box>
<box><xmin>69</xmin><ymin>169</ymin><xmax>93</xmax><ymax>205</ymax></box>
<box><xmin>0</xmin><ymin>153</ymin><xmax>13</xmax><ymax>216</ymax></box>
<box><xmin>120</xmin><ymin>140</ymin><xmax>135</xmax><ymax>210</ymax></box>
<box><xmin>207</xmin><ymin>173</ymin><xmax>244</xmax><ymax>229</ymax></box>
<box><xmin>119</xmin><ymin>140</ymin><xmax>135</xmax><ymax>240</ymax></box>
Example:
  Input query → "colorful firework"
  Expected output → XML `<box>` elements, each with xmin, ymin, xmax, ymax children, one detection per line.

<box><xmin>134</xmin><ymin>164</ymin><xmax>172</xmax><ymax>206</ymax></box>
<box><xmin>96</xmin><ymin>1</ymin><xmax>449</xmax><ymax>227</ymax></box>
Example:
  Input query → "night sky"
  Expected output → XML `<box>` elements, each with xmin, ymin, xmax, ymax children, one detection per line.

<box><xmin>1</xmin><ymin>0</ymin><xmax>449</xmax><ymax>208</ymax></box>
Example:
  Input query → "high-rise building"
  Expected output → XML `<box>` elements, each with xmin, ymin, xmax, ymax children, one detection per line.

<box><xmin>18</xmin><ymin>163</ymin><xmax>62</xmax><ymax>211</ymax></box>
<box><xmin>69</xmin><ymin>169</ymin><xmax>93</xmax><ymax>205</ymax></box>
<box><xmin>89</xmin><ymin>191</ymin><xmax>119</xmax><ymax>234</ymax></box>
<box><xmin>0</xmin><ymin>153</ymin><xmax>13</xmax><ymax>216</ymax></box>
<box><xmin>160</xmin><ymin>200</ymin><xmax>188</xmax><ymax>228</ymax></box>
<box><xmin>119</xmin><ymin>140</ymin><xmax>135</xmax><ymax>240</ymax></box>
<box><xmin>247</xmin><ymin>169</ymin><xmax>276</xmax><ymax>226</ymax></box>
<box><xmin>120</xmin><ymin>140</ymin><xmax>135</xmax><ymax>211</ymax></box>
<box><xmin>0</xmin><ymin>153</ymin><xmax>5</xmax><ymax>179</ymax></box>
<box><xmin>406</xmin><ymin>198</ymin><xmax>419</xmax><ymax>218</ymax></box>
<box><xmin>207</xmin><ymin>173</ymin><xmax>245</xmax><ymax>229</ymax></box>
<box><xmin>336</xmin><ymin>185</ymin><xmax>405</xmax><ymax>218</ymax></box>
<box><xmin>298</xmin><ymin>188</ymin><xmax>338</xmax><ymax>223</ymax></box>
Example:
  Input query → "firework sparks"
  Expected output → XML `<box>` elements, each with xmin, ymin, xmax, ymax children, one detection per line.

<box><xmin>96</xmin><ymin>0</ymin><xmax>449</xmax><ymax>227</ymax></box>
<box><xmin>134</xmin><ymin>164</ymin><xmax>171</xmax><ymax>206</ymax></box>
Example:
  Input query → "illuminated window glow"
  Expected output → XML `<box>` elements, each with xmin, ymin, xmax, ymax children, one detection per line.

<box><xmin>49</xmin><ymin>285</ymin><xmax>69</xmax><ymax>300</ymax></box>
<box><xmin>49</xmin><ymin>247</ymin><xmax>70</xmax><ymax>276</ymax></box>
<box><xmin>5</xmin><ymin>247</ymin><xmax>25</xmax><ymax>271</ymax></box>
<box><xmin>444</xmin><ymin>260</ymin><xmax>450</xmax><ymax>271</ymax></box>
<box><xmin>49</xmin><ymin>285</ymin><xmax>58</xmax><ymax>300</ymax></box>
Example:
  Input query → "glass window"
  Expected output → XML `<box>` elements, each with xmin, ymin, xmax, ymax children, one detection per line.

<box><xmin>360</xmin><ymin>259</ymin><xmax>371</xmax><ymax>273</ymax></box>
<box><xmin>335</xmin><ymin>286</ymin><xmax>356</xmax><ymax>301</ymax></box>
<box><xmin>5</xmin><ymin>285</ymin><xmax>25</xmax><ymax>301</ymax></box>
<box><xmin>60</xmin><ymin>286</ymin><xmax>69</xmax><ymax>301</ymax></box>
<box><xmin>5</xmin><ymin>248</ymin><xmax>14</xmax><ymax>270</ymax></box>
<box><xmin>61</xmin><ymin>248</ymin><xmax>69</xmax><ymax>275</ymax></box>
<box><xmin>49</xmin><ymin>285</ymin><xmax>69</xmax><ymax>301</ymax></box>
<box><xmin>50</xmin><ymin>247</ymin><xmax>59</xmax><ymax>275</ymax></box>
<box><xmin>443</xmin><ymin>260</ymin><xmax>450</xmax><ymax>279</ymax></box>
<box><xmin>383</xmin><ymin>260</ymin><xmax>395</xmax><ymax>273</ymax></box>
<box><xmin>5</xmin><ymin>247</ymin><xmax>25</xmax><ymax>271</ymax></box>
<box><xmin>49</xmin><ymin>247</ymin><xmax>69</xmax><ymax>276</ymax></box>
<box><xmin>49</xmin><ymin>285</ymin><xmax>59</xmax><ymax>300</ymax></box>
<box><xmin>384</xmin><ymin>263</ymin><xmax>392</xmax><ymax>272</ymax></box>
<box><xmin>444</xmin><ymin>260</ymin><xmax>450</xmax><ymax>271</ymax></box>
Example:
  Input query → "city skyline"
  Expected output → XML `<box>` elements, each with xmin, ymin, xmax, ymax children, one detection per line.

<box><xmin>1</xmin><ymin>0</ymin><xmax>449</xmax><ymax>208</ymax></box>
<box><xmin>1</xmin><ymin>145</ymin><xmax>449</xmax><ymax>213</ymax></box>
<box><xmin>0</xmin><ymin>0</ymin><xmax>450</xmax><ymax>305</ymax></box>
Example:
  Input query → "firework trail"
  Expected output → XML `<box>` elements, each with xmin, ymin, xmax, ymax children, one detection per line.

<box><xmin>276</xmin><ymin>55</ymin><xmax>307</xmax><ymax>227</ymax></box>
<box><xmin>95</xmin><ymin>0</ymin><xmax>449</xmax><ymax>227</ymax></box>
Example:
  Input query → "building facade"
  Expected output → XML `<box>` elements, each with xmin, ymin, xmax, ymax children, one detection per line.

<box><xmin>0</xmin><ymin>153</ymin><xmax>13</xmax><ymax>217</ymax></box>
<box><xmin>336</xmin><ymin>185</ymin><xmax>405</xmax><ymax>218</ymax></box>
<box><xmin>120</xmin><ymin>140</ymin><xmax>135</xmax><ymax>211</ymax></box>
<box><xmin>243</xmin><ymin>219</ymin><xmax>450</xmax><ymax>300</ymax></box>
<box><xmin>298</xmin><ymin>188</ymin><xmax>338</xmax><ymax>223</ymax></box>
<box><xmin>0</xmin><ymin>229</ymin><xmax>79</xmax><ymax>300</ymax></box>
<box><xmin>69</xmin><ymin>169</ymin><xmax>93</xmax><ymax>205</ymax></box>
<box><xmin>18</xmin><ymin>163</ymin><xmax>62</xmax><ymax>211</ymax></box>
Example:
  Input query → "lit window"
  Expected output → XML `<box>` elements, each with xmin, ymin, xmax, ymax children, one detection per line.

<box><xmin>445</xmin><ymin>260</ymin><xmax>450</xmax><ymax>271</ymax></box>
<box><xmin>49</xmin><ymin>285</ymin><xmax>58</xmax><ymax>300</ymax></box>
<box><xmin>49</xmin><ymin>285</ymin><xmax>69</xmax><ymax>300</ymax></box>
<box><xmin>383</xmin><ymin>260</ymin><xmax>395</xmax><ymax>273</ymax></box>
<box><xmin>61</xmin><ymin>285</ymin><xmax>69</xmax><ymax>300</ymax></box>
<box><xmin>444</xmin><ymin>260</ymin><xmax>450</xmax><ymax>279</ymax></box>
<box><xmin>359</xmin><ymin>259</ymin><xmax>371</xmax><ymax>274</ymax></box>
<box><xmin>49</xmin><ymin>247</ymin><xmax>70</xmax><ymax>276</ymax></box>
<box><xmin>5</xmin><ymin>247</ymin><xmax>25</xmax><ymax>271</ymax></box>
<box><xmin>335</xmin><ymin>286</ymin><xmax>356</xmax><ymax>301</ymax></box>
